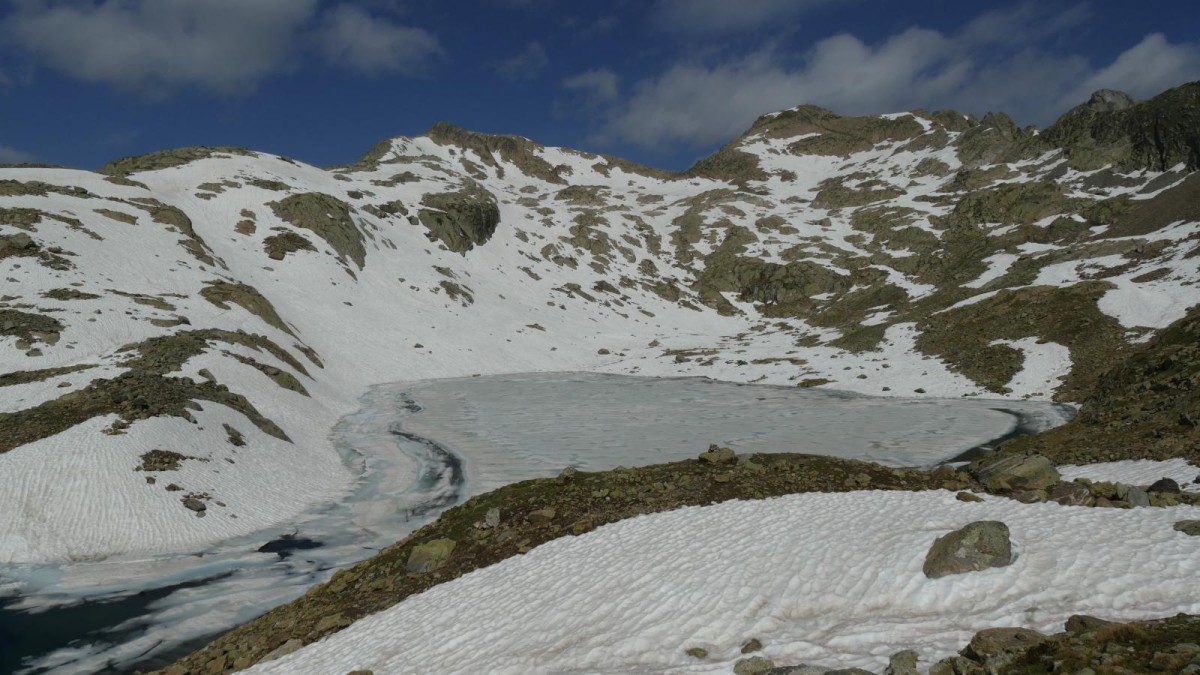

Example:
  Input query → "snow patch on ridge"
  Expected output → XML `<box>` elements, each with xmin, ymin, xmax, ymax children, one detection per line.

<box><xmin>249</xmin><ymin>490</ymin><xmax>1200</xmax><ymax>675</ymax></box>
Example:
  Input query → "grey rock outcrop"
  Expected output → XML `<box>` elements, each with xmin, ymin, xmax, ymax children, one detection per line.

<box><xmin>417</xmin><ymin>180</ymin><xmax>501</xmax><ymax>253</ymax></box>
<box><xmin>961</xmin><ymin>627</ymin><xmax>1048</xmax><ymax>672</ymax></box>
<box><xmin>968</xmin><ymin>454</ymin><xmax>1059</xmax><ymax>491</ymax></box>
<box><xmin>923</xmin><ymin>521</ymin><xmax>1013</xmax><ymax>579</ymax></box>
<box><xmin>884</xmin><ymin>649</ymin><xmax>919</xmax><ymax>675</ymax></box>
<box><xmin>405</xmin><ymin>538</ymin><xmax>456</xmax><ymax>573</ymax></box>
<box><xmin>1175</xmin><ymin>520</ymin><xmax>1200</xmax><ymax>536</ymax></box>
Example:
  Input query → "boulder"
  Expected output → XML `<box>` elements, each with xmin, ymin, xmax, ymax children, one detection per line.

<box><xmin>1148</xmin><ymin>477</ymin><xmax>1182</xmax><ymax>494</ymax></box>
<box><xmin>969</xmin><ymin>453</ymin><xmax>1059</xmax><ymax>491</ymax></box>
<box><xmin>1174</xmin><ymin>520</ymin><xmax>1200</xmax><ymax>536</ymax></box>
<box><xmin>928</xmin><ymin>655</ymin><xmax>985</xmax><ymax>675</ymax></box>
<box><xmin>1048</xmin><ymin>481</ymin><xmax>1092</xmax><ymax>506</ymax></box>
<box><xmin>1065</xmin><ymin>614</ymin><xmax>1116</xmax><ymax>633</ymax></box>
<box><xmin>528</xmin><ymin>508</ymin><xmax>556</xmax><ymax>524</ymax></box>
<box><xmin>734</xmin><ymin>656</ymin><xmax>776</xmax><ymax>675</ymax></box>
<box><xmin>406</xmin><ymin>538</ymin><xmax>456</xmax><ymax>573</ymax></box>
<box><xmin>698</xmin><ymin>444</ymin><xmax>737</xmax><ymax>465</ymax></box>
<box><xmin>961</xmin><ymin>627</ymin><xmax>1047</xmax><ymax>672</ymax></box>
<box><xmin>1127</xmin><ymin>486</ymin><xmax>1151</xmax><ymax>507</ymax></box>
<box><xmin>884</xmin><ymin>649</ymin><xmax>919</xmax><ymax>675</ymax></box>
<box><xmin>923</xmin><ymin>521</ymin><xmax>1013</xmax><ymax>579</ymax></box>
<box><xmin>259</xmin><ymin>638</ymin><xmax>304</xmax><ymax>663</ymax></box>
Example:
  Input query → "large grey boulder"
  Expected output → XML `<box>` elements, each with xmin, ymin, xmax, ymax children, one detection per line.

<box><xmin>406</xmin><ymin>538</ymin><xmax>456</xmax><ymax>573</ymax></box>
<box><xmin>734</xmin><ymin>656</ymin><xmax>776</xmax><ymax>675</ymax></box>
<box><xmin>884</xmin><ymin>649</ymin><xmax>919</xmax><ymax>675</ymax></box>
<box><xmin>928</xmin><ymin>655</ymin><xmax>985</xmax><ymax>675</ymax></box>
<box><xmin>969</xmin><ymin>454</ymin><xmax>1059</xmax><ymax>491</ymax></box>
<box><xmin>923</xmin><ymin>521</ymin><xmax>1013</xmax><ymax>579</ymax></box>
<box><xmin>961</xmin><ymin>627</ymin><xmax>1047</xmax><ymax>672</ymax></box>
<box><xmin>1048</xmin><ymin>481</ymin><xmax>1092</xmax><ymax>506</ymax></box>
<box><xmin>1175</xmin><ymin>520</ymin><xmax>1200</xmax><ymax>536</ymax></box>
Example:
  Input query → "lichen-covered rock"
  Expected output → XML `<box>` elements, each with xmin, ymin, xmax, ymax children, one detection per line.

<box><xmin>733</xmin><ymin>655</ymin><xmax>776</xmax><ymax>675</ymax></box>
<box><xmin>968</xmin><ymin>453</ymin><xmax>1059</xmax><ymax>492</ymax></box>
<box><xmin>884</xmin><ymin>648</ymin><xmax>919</xmax><ymax>675</ymax></box>
<box><xmin>1175</xmin><ymin>520</ymin><xmax>1200</xmax><ymax>536</ymax></box>
<box><xmin>1048</xmin><ymin>481</ymin><xmax>1093</xmax><ymax>506</ymax></box>
<box><xmin>698</xmin><ymin>444</ymin><xmax>737</xmax><ymax>465</ymax></box>
<box><xmin>928</xmin><ymin>655</ymin><xmax>985</xmax><ymax>675</ymax></box>
<box><xmin>961</xmin><ymin>627</ymin><xmax>1047</xmax><ymax>671</ymax></box>
<box><xmin>405</xmin><ymin>538</ymin><xmax>456</xmax><ymax>573</ymax></box>
<box><xmin>923</xmin><ymin>520</ymin><xmax>1013</xmax><ymax>579</ymax></box>
<box><xmin>269</xmin><ymin>193</ymin><xmax>366</xmax><ymax>267</ymax></box>
<box><xmin>417</xmin><ymin>181</ymin><xmax>501</xmax><ymax>253</ymax></box>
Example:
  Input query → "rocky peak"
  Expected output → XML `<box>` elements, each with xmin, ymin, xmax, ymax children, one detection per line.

<box><xmin>1044</xmin><ymin>81</ymin><xmax>1200</xmax><ymax>171</ymax></box>
<box><xmin>1082</xmin><ymin>88</ymin><xmax>1136</xmax><ymax>113</ymax></box>
<box><xmin>421</xmin><ymin>121</ymin><xmax>566</xmax><ymax>184</ymax></box>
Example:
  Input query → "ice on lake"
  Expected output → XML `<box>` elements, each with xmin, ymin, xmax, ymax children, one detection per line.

<box><xmin>2</xmin><ymin>373</ymin><xmax>1073</xmax><ymax>674</ymax></box>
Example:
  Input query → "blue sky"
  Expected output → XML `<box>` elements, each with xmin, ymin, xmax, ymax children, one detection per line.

<box><xmin>1</xmin><ymin>0</ymin><xmax>1197</xmax><ymax>171</ymax></box>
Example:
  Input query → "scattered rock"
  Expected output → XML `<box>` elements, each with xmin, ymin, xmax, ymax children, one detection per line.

<box><xmin>259</xmin><ymin>638</ymin><xmax>303</xmax><ymax>664</ymax></box>
<box><xmin>961</xmin><ymin>627</ymin><xmax>1048</xmax><ymax>672</ymax></box>
<box><xmin>484</xmin><ymin>507</ymin><xmax>501</xmax><ymax>529</ymax></box>
<box><xmin>1014</xmin><ymin>488</ymin><xmax>1047</xmax><ymax>503</ymax></box>
<box><xmin>1065</xmin><ymin>614</ymin><xmax>1116</xmax><ymax>633</ymax></box>
<box><xmin>528</xmin><ymin>508</ymin><xmax>556</xmax><ymax>524</ymax></box>
<box><xmin>928</xmin><ymin>655</ymin><xmax>984</xmax><ymax>675</ymax></box>
<box><xmin>699</xmin><ymin>444</ymin><xmax>737</xmax><ymax>465</ymax></box>
<box><xmin>313</xmin><ymin>612</ymin><xmax>351</xmax><ymax>634</ymax></box>
<box><xmin>137</xmin><ymin>448</ymin><xmax>188</xmax><ymax>472</ymax></box>
<box><xmin>884</xmin><ymin>649</ymin><xmax>919</xmax><ymax>675</ymax></box>
<box><xmin>223</xmin><ymin>423</ymin><xmax>246</xmax><ymax>447</ymax></box>
<box><xmin>1127</xmin><ymin>486</ymin><xmax>1151</xmax><ymax>507</ymax></box>
<box><xmin>969</xmin><ymin>453</ymin><xmax>1059</xmax><ymax>491</ymax></box>
<box><xmin>741</xmin><ymin>637</ymin><xmax>763</xmax><ymax>653</ymax></box>
<box><xmin>1048</xmin><ymin>481</ymin><xmax>1092</xmax><ymax>506</ymax></box>
<box><xmin>1148</xmin><ymin>477</ymin><xmax>1182</xmax><ymax>494</ymax></box>
<box><xmin>405</xmin><ymin>538</ymin><xmax>456</xmax><ymax>573</ymax></box>
<box><xmin>734</xmin><ymin>655</ymin><xmax>776</xmax><ymax>675</ymax></box>
<box><xmin>1174</xmin><ymin>520</ymin><xmax>1200</xmax><ymax>536</ymax></box>
<box><xmin>923</xmin><ymin>520</ymin><xmax>1013</xmax><ymax>578</ymax></box>
<box><xmin>182</xmin><ymin>497</ymin><xmax>207</xmax><ymax>515</ymax></box>
<box><xmin>685</xmin><ymin>646</ymin><xmax>708</xmax><ymax>659</ymax></box>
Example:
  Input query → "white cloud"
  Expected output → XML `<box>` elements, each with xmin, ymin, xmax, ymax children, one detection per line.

<box><xmin>0</xmin><ymin>1</ymin><xmax>444</xmax><ymax>95</ymax></box>
<box><xmin>562</xmin><ymin>68</ymin><xmax>620</xmax><ymax>104</ymax></box>
<box><xmin>594</xmin><ymin>6</ymin><xmax>1200</xmax><ymax>149</ymax></box>
<box><xmin>0</xmin><ymin>145</ymin><xmax>34</xmax><ymax>164</ymax></box>
<box><xmin>496</xmin><ymin>41</ymin><xmax>548</xmax><ymax>81</ymax></box>
<box><xmin>317</xmin><ymin>4</ymin><xmax>442</xmax><ymax>76</ymax></box>
<box><xmin>1070</xmin><ymin>33</ymin><xmax>1200</xmax><ymax>102</ymax></box>
<box><xmin>652</xmin><ymin>0</ymin><xmax>836</xmax><ymax>36</ymax></box>
<box><xmin>2</xmin><ymin>0</ymin><xmax>319</xmax><ymax>95</ymax></box>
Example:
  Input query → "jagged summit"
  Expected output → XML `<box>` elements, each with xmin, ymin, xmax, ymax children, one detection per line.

<box><xmin>1045</xmin><ymin>81</ymin><xmax>1200</xmax><ymax>171</ymax></box>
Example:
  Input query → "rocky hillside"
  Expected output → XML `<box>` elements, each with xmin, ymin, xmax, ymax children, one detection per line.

<box><xmin>2</xmin><ymin>82</ymin><xmax>1200</xmax><ymax>566</ymax></box>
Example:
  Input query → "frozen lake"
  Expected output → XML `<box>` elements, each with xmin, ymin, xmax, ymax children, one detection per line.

<box><xmin>0</xmin><ymin>373</ymin><xmax>1073</xmax><ymax>673</ymax></box>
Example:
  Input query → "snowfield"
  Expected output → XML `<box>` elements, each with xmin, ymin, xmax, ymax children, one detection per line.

<box><xmin>248</xmin><ymin>490</ymin><xmax>1200</xmax><ymax>674</ymax></box>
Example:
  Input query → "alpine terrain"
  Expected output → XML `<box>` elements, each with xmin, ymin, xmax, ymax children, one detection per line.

<box><xmin>3</xmin><ymin>81</ymin><xmax>1200</xmax><ymax>674</ymax></box>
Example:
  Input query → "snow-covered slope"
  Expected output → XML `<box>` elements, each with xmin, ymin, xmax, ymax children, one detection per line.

<box><xmin>3</xmin><ymin>84</ymin><xmax>1200</xmax><ymax>566</ymax></box>
<box><xmin>246</xmin><ymin>489</ymin><xmax>1200</xmax><ymax>674</ymax></box>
